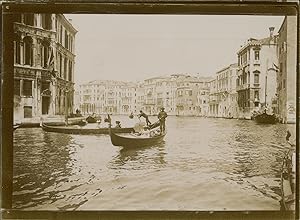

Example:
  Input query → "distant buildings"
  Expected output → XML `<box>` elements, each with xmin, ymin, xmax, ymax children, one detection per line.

<box><xmin>77</xmin><ymin>75</ymin><xmax>212</xmax><ymax>116</ymax></box>
<box><xmin>13</xmin><ymin>14</ymin><xmax>77</xmax><ymax>123</ymax></box>
<box><xmin>209</xmin><ymin>64</ymin><xmax>239</xmax><ymax>118</ymax></box>
<box><xmin>276</xmin><ymin>16</ymin><xmax>297</xmax><ymax>123</ymax></box>
<box><xmin>78</xmin><ymin>80</ymin><xmax>139</xmax><ymax>115</ymax></box>
<box><xmin>236</xmin><ymin>28</ymin><xmax>279</xmax><ymax>119</ymax></box>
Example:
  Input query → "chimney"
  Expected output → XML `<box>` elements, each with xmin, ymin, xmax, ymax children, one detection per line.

<box><xmin>269</xmin><ymin>27</ymin><xmax>275</xmax><ymax>38</ymax></box>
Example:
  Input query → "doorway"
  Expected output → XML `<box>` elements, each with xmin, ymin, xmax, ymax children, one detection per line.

<box><xmin>42</xmin><ymin>96</ymin><xmax>50</xmax><ymax>115</ymax></box>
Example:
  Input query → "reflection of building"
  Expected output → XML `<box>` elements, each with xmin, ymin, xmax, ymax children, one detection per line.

<box><xmin>209</xmin><ymin>64</ymin><xmax>238</xmax><ymax>118</ymax></box>
<box><xmin>236</xmin><ymin>28</ymin><xmax>278</xmax><ymax>119</ymax></box>
<box><xmin>13</xmin><ymin>14</ymin><xmax>77</xmax><ymax>123</ymax></box>
<box><xmin>277</xmin><ymin>16</ymin><xmax>297</xmax><ymax>124</ymax></box>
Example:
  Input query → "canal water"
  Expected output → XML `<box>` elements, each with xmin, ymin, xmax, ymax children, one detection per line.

<box><xmin>12</xmin><ymin>116</ymin><xmax>296</xmax><ymax>211</ymax></box>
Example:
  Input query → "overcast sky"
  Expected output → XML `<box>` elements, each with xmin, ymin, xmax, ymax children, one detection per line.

<box><xmin>65</xmin><ymin>14</ymin><xmax>284</xmax><ymax>85</ymax></box>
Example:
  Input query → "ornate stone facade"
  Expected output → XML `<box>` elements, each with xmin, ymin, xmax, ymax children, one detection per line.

<box><xmin>13</xmin><ymin>14</ymin><xmax>77</xmax><ymax>123</ymax></box>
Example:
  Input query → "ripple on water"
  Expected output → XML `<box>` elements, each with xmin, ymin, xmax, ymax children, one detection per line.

<box><xmin>12</xmin><ymin>117</ymin><xmax>295</xmax><ymax>210</ymax></box>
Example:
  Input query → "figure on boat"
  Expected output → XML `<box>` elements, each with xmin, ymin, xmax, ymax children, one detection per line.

<box><xmin>138</xmin><ymin>110</ymin><xmax>152</xmax><ymax>126</ymax></box>
<box><xmin>158</xmin><ymin>107</ymin><xmax>167</xmax><ymax>133</ymax></box>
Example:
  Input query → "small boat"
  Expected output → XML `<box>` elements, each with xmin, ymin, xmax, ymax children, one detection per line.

<box><xmin>86</xmin><ymin>114</ymin><xmax>102</xmax><ymax>123</ymax></box>
<box><xmin>254</xmin><ymin>111</ymin><xmax>277</xmax><ymax>124</ymax></box>
<box><xmin>279</xmin><ymin>131</ymin><xmax>295</xmax><ymax>210</ymax></box>
<box><xmin>109</xmin><ymin>127</ymin><xmax>166</xmax><ymax>147</ymax></box>
<box><xmin>41</xmin><ymin>123</ymin><xmax>134</xmax><ymax>135</ymax></box>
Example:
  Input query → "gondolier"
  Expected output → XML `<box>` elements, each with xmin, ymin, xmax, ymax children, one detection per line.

<box><xmin>158</xmin><ymin>107</ymin><xmax>167</xmax><ymax>133</ymax></box>
<box><xmin>138</xmin><ymin>110</ymin><xmax>151</xmax><ymax>126</ymax></box>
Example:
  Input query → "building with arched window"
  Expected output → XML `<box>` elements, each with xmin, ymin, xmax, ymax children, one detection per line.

<box><xmin>13</xmin><ymin>14</ymin><xmax>77</xmax><ymax>124</ymax></box>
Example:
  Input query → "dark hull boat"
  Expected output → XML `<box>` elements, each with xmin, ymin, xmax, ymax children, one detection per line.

<box><xmin>86</xmin><ymin>115</ymin><xmax>101</xmax><ymax>123</ymax></box>
<box><xmin>254</xmin><ymin>112</ymin><xmax>277</xmax><ymax>124</ymax></box>
<box><xmin>109</xmin><ymin>128</ymin><xmax>166</xmax><ymax>147</ymax></box>
<box><xmin>280</xmin><ymin>148</ymin><xmax>295</xmax><ymax>210</ymax></box>
<box><xmin>41</xmin><ymin>123</ymin><xmax>134</xmax><ymax>135</ymax></box>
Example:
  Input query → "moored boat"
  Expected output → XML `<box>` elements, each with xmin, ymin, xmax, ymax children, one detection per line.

<box><xmin>109</xmin><ymin>128</ymin><xmax>166</xmax><ymax>147</ymax></box>
<box><xmin>41</xmin><ymin>123</ymin><xmax>134</xmax><ymax>135</ymax></box>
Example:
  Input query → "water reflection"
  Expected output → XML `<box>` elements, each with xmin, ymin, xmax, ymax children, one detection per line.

<box><xmin>12</xmin><ymin>117</ymin><xmax>296</xmax><ymax>210</ymax></box>
<box><xmin>109</xmin><ymin>142</ymin><xmax>166</xmax><ymax>170</ymax></box>
<box><xmin>13</xmin><ymin>128</ymin><xmax>74</xmax><ymax>209</ymax></box>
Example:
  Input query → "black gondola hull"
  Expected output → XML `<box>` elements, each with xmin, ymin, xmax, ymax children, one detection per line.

<box><xmin>41</xmin><ymin>123</ymin><xmax>134</xmax><ymax>135</ymax></box>
<box><xmin>109</xmin><ymin>129</ymin><xmax>165</xmax><ymax>147</ymax></box>
<box><xmin>254</xmin><ymin>112</ymin><xmax>277</xmax><ymax>124</ymax></box>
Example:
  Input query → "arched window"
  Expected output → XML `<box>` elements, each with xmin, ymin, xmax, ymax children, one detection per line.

<box><xmin>41</xmin><ymin>39</ymin><xmax>50</xmax><ymax>68</ymax></box>
<box><xmin>64</xmin><ymin>30</ymin><xmax>69</xmax><ymax>49</ymax></box>
<box><xmin>68</xmin><ymin>60</ymin><xmax>72</xmax><ymax>82</ymax></box>
<box><xmin>23</xmin><ymin>36</ymin><xmax>33</xmax><ymax>66</ymax></box>
<box><xmin>41</xmin><ymin>14</ymin><xmax>52</xmax><ymax>30</ymax></box>
<box><xmin>14</xmin><ymin>33</ymin><xmax>21</xmax><ymax>64</ymax></box>
<box><xmin>24</xmin><ymin>13</ymin><xmax>34</xmax><ymax>26</ymax></box>
<box><xmin>64</xmin><ymin>57</ymin><xmax>68</xmax><ymax>80</ymax></box>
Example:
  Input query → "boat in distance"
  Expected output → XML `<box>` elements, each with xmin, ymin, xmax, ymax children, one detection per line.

<box><xmin>109</xmin><ymin>128</ymin><xmax>166</xmax><ymax>147</ymax></box>
<box><xmin>253</xmin><ymin>112</ymin><xmax>277</xmax><ymax>124</ymax></box>
<box><xmin>41</xmin><ymin>123</ymin><xmax>134</xmax><ymax>135</ymax></box>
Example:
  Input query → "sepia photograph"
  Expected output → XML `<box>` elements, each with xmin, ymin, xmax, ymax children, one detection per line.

<box><xmin>6</xmin><ymin>6</ymin><xmax>297</xmax><ymax>215</ymax></box>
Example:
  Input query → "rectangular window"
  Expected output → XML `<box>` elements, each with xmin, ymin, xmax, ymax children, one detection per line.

<box><xmin>254</xmin><ymin>74</ymin><xmax>259</xmax><ymax>84</ymax></box>
<box><xmin>14</xmin><ymin>80</ymin><xmax>20</xmax><ymax>95</ymax></box>
<box><xmin>24</xmin><ymin>106</ymin><xmax>33</xmax><ymax>118</ymax></box>
<box><xmin>254</xmin><ymin>50</ymin><xmax>260</xmax><ymax>60</ymax></box>
<box><xmin>254</xmin><ymin>91</ymin><xmax>259</xmax><ymax>99</ymax></box>
<box><xmin>23</xmin><ymin>80</ymin><xmax>32</xmax><ymax>96</ymax></box>
<box><xmin>189</xmin><ymin>90</ymin><xmax>192</xmax><ymax>96</ymax></box>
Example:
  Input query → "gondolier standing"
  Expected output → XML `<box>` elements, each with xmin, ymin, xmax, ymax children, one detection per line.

<box><xmin>138</xmin><ymin>110</ymin><xmax>151</xmax><ymax>126</ymax></box>
<box><xmin>158</xmin><ymin>107</ymin><xmax>167</xmax><ymax>133</ymax></box>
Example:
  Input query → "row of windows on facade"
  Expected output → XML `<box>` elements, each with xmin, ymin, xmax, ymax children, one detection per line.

<box><xmin>216</xmin><ymin>70</ymin><xmax>236</xmax><ymax>80</ymax></box>
<box><xmin>14</xmin><ymin>14</ymin><xmax>74</xmax><ymax>52</ymax></box>
<box><xmin>14</xmin><ymin>79</ymin><xmax>74</xmax><ymax>98</ymax></box>
<box><xmin>14</xmin><ymin>38</ymin><xmax>73</xmax><ymax>81</ymax></box>
<box><xmin>14</xmin><ymin>79</ymin><xmax>53</xmax><ymax>97</ymax></box>
<box><xmin>238</xmin><ymin>50</ymin><xmax>260</xmax><ymax>66</ymax></box>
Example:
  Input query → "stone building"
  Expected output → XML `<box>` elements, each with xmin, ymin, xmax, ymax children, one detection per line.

<box><xmin>175</xmin><ymin>75</ymin><xmax>211</xmax><ymax>116</ymax></box>
<box><xmin>13</xmin><ymin>13</ymin><xmax>77</xmax><ymax>123</ymax></box>
<box><xmin>79</xmin><ymin>80</ymin><xmax>139</xmax><ymax>115</ymax></box>
<box><xmin>277</xmin><ymin>16</ymin><xmax>297</xmax><ymax>124</ymax></box>
<box><xmin>78</xmin><ymin>74</ymin><xmax>211</xmax><ymax>117</ymax></box>
<box><xmin>236</xmin><ymin>28</ymin><xmax>279</xmax><ymax>119</ymax></box>
<box><xmin>209</xmin><ymin>63</ymin><xmax>239</xmax><ymax>118</ymax></box>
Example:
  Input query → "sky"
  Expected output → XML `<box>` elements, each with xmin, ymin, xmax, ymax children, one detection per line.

<box><xmin>65</xmin><ymin>14</ymin><xmax>285</xmax><ymax>85</ymax></box>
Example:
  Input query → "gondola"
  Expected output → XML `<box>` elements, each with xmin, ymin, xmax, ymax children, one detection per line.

<box><xmin>254</xmin><ymin>112</ymin><xmax>277</xmax><ymax>124</ymax></box>
<box><xmin>41</xmin><ymin>122</ymin><xmax>134</xmax><ymax>135</ymax></box>
<box><xmin>279</xmin><ymin>131</ymin><xmax>295</xmax><ymax>210</ymax></box>
<box><xmin>86</xmin><ymin>115</ymin><xmax>101</xmax><ymax>123</ymax></box>
<box><xmin>109</xmin><ymin>127</ymin><xmax>166</xmax><ymax>147</ymax></box>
